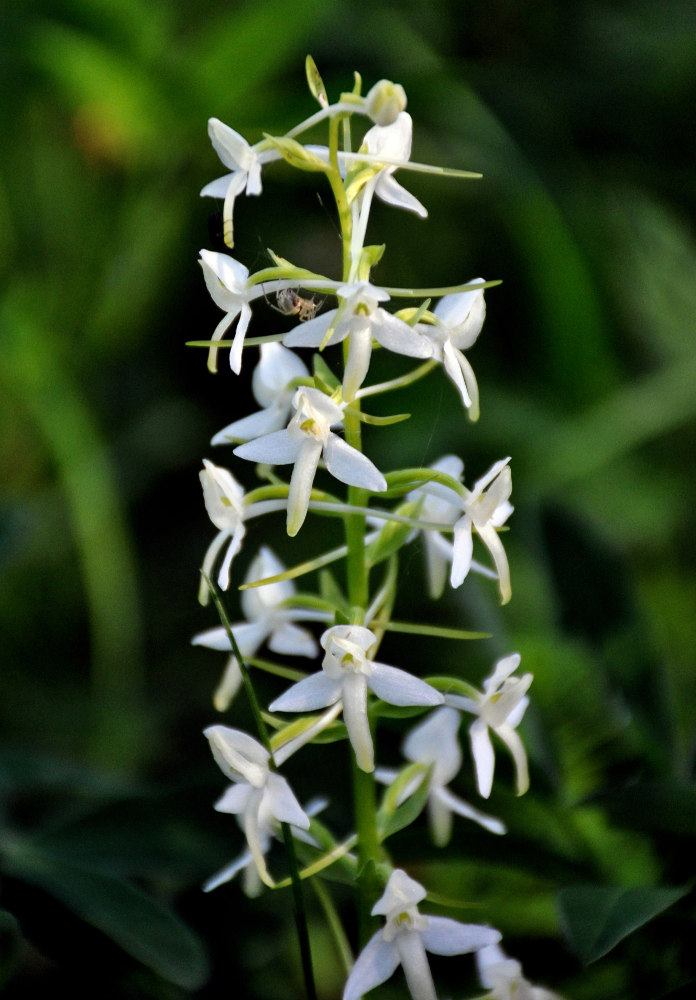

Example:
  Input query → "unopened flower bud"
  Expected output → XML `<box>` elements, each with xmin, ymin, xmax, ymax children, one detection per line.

<box><xmin>365</xmin><ymin>79</ymin><xmax>407</xmax><ymax>125</ymax></box>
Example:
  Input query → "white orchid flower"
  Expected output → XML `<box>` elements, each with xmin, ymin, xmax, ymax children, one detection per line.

<box><xmin>203</xmin><ymin>724</ymin><xmax>309</xmax><ymax>888</ymax></box>
<box><xmin>452</xmin><ymin>457</ymin><xmax>513</xmax><ymax>603</ymax></box>
<box><xmin>211</xmin><ymin>343</ymin><xmax>309</xmax><ymax>445</ymax></box>
<box><xmin>343</xmin><ymin>869</ymin><xmax>501</xmax><ymax>1000</ymax></box>
<box><xmin>199</xmin><ymin>248</ymin><xmax>261</xmax><ymax>375</ymax></box>
<box><xmin>200</xmin><ymin>119</ymin><xmax>283</xmax><ymax>250</ymax></box>
<box><xmin>204</xmin><ymin>792</ymin><xmax>325</xmax><ymax>899</ymax></box>
<box><xmin>269</xmin><ymin>625</ymin><xmax>443</xmax><ymax>773</ymax></box>
<box><xmin>408</xmin><ymin>456</ymin><xmax>513</xmax><ymax>604</ymax></box>
<box><xmin>284</xmin><ymin>280</ymin><xmax>424</xmax><ymax>400</ymax></box>
<box><xmin>377</xmin><ymin>707</ymin><xmax>505</xmax><ymax>846</ymax></box>
<box><xmin>477</xmin><ymin>943</ymin><xmax>565</xmax><ymax>1000</ymax></box>
<box><xmin>446</xmin><ymin>654</ymin><xmax>532</xmax><ymax>799</ymax></box>
<box><xmin>193</xmin><ymin>547</ymin><xmax>325</xmax><ymax>711</ymax></box>
<box><xmin>408</xmin><ymin>456</ymin><xmax>466</xmax><ymax>599</ymax></box>
<box><xmin>360</xmin><ymin>111</ymin><xmax>428</xmax><ymax>218</ymax></box>
<box><xmin>233</xmin><ymin>387</ymin><xmax>387</xmax><ymax>536</ymax></box>
<box><xmin>199</xmin><ymin>459</ymin><xmax>247</xmax><ymax>603</ymax></box>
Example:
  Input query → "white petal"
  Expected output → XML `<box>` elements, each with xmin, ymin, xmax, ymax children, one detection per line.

<box><xmin>213</xmin><ymin>783</ymin><xmax>252</xmax><ymax>815</ymax></box>
<box><xmin>369</xmin><ymin>664</ymin><xmax>444</xmax><ymax>707</ymax></box>
<box><xmin>343</xmin><ymin>325</ymin><xmax>373</xmax><ymax>400</ymax></box>
<box><xmin>342</xmin><ymin>672</ymin><xmax>373</xmax><ymax>772</ymax></box>
<box><xmin>396</xmin><ymin>930</ymin><xmax>438</xmax><ymax>1000</ymax></box>
<box><xmin>207</xmin><ymin>118</ymin><xmax>253</xmax><ymax>171</ymax></box>
<box><xmin>496</xmin><ymin>724</ymin><xmax>530</xmax><ymax>795</ymax></box>
<box><xmin>403</xmin><ymin>707</ymin><xmax>462</xmax><ymax>782</ymax></box>
<box><xmin>469</xmin><ymin>718</ymin><xmax>495</xmax><ymax>799</ymax></box>
<box><xmin>268</xmin><ymin>622</ymin><xmax>318</xmax><ymax>658</ymax></box>
<box><xmin>435</xmin><ymin>786</ymin><xmax>506</xmax><ymax>835</ymax></box>
<box><xmin>427</xmin><ymin>793</ymin><xmax>453</xmax><ymax>847</ymax></box>
<box><xmin>213</xmin><ymin>655</ymin><xmax>243</xmax><ymax>712</ymax></box>
<box><xmin>287</xmin><ymin>438</ymin><xmax>322</xmax><ymax>536</ymax></box>
<box><xmin>203</xmin><ymin>849</ymin><xmax>253</xmax><ymax>892</ymax></box>
<box><xmin>269</xmin><ymin>672</ymin><xmax>342</xmax><ymax>712</ymax></box>
<box><xmin>253</xmin><ymin>342</ymin><xmax>309</xmax><ymax>407</ymax></box>
<box><xmin>234</xmin><ymin>429</ymin><xmax>300</xmax><ymax>465</ymax></box>
<box><xmin>372</xmin><ymin>313</ymin><xmax>434</xmax><ymax>358</ymax></box>
<box><xmin>192</xmin><ymin>620</ymin><xmax>267</xmax><ymax>654</ymax></box>
<box><xmin>450</xmin><ymin>517</ymin><xmax>474</xmax><ymax>588</ymax></box>
<box><xmin>343</xmin><ymin>932</ymin><xmax>400</xmax><ymax>1000</ymax></box>
<box><xmin>204</xmin><ymin>725</ymin><xmax>269</xmax><ymax>787</ymax></box>
<box><xmin>323</xmin><ymin>434</ymin><xmax>387</xmax><ymax>492</ymax></box>
<box><xmin>266</xmin><ymin>773</ymin><xmax>310</xmax><ymax>829</ymax></box>
<box><xmin>375</xmin><ymin>174</ymin><xmax>428</xmax><ymax>217</ymax></box>
<box><xmin>420</xmin><ymin>916</ymin><xmax>501</xmax><ymax>956</ymax></box>
<box><xmin>476</xmin><ymin>523</ymin><xmax>511</xmax><ymax>604</ymax></box>
<box><xmin>442</xmin><ymin>340</ymin><xmax>473</xmax><ymax>409</ymax></box>
<box><xmin>212</xmin><ymin>404</ymin><xmax>287</xmax><ymax>444</ymax></box>
<box><xmin>284</xmin><ymin>311</ymin><xmax>340</xmax><ymax>347</ymax></box>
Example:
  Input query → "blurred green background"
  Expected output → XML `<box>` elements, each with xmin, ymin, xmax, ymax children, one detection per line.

<box><xmin>1</xmin><ymin>0</ymin><xmax>695</xmax><ymax>997</ymax></box>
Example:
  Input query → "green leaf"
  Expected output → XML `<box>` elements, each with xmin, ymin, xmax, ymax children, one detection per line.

<box><xmin>557</xmin><ymin>885</ymin><xmax>689</xmax><ymax>964</ymax></box>
<box><xmin>378</xmin><ymin>770</ymin><xmax>431</xmax><ymax>841</ymax></box>
<box><xmin>3</xmin><ymin>844</ymin><xmax>208</xmax><ymax>988</ymax></box>
<box><xmin>365</xmin><ymin>501</ymin><xmax>419</xmax><ymax>568</ymax></box>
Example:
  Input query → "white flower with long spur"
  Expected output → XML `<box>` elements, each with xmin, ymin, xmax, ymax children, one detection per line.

<box><xmin>199</xmin><ymin>459</ymin><xmax>247</xmax><ymax>604</ymax></box>
<box><xmin>284</xmin><ymin>280</ymin><xmax>423</xmax><ymax>400</ymax></box>
<box><xmin>233</xmin><ymin>386</ymin><xmax>387</xmax><ymax>536</ymax></box>
<box><xmin>408</xmin><ymin>456</ymin><xmax>513</xmax><ymax>604</ymax></box>
<box><xmin>377</xmin><ymin>707</ymin><xmax>505</xmax><ymax>846</ymax></box>
<box><xmin>193</xmin><ymin>546</ymin><xmax>324</xmax><ymax>711</ymax></box>
<box><xmin>408</xmin><ymin>455</ymin><xmax>466</xmax><ymax>599</ymax></box>
<box><xmin>204</xmin><ymin>725</ymin><xmax>309</xmax><ymax>887</ymax></box>
<box><xmin>477</xmin><ymin>944</ymin><xmax>565</xmax><ymax>1000</ymax></box>
<box><xmin>375</xmin><ymin>283</ymin><xmax>486</xmax><ymax>419</ymax></box>
<box><xmin>269</xmin><ymin>625</ymin><xmax>443</xmax><ymax>773</ymax></box>
<box><xmin>211</xmin><ymin>343</ymin><xmax>309</xmax><ymax>445</ymax></box>
<box><xmin>359</xmin><ymin>111</ymin><xmax>428</xmax><ymax>218</ymax></box>
<box><xmin>343</xmin><ymin>869</ymin><xmax>501</xmax><ymax>1000</ymax></box>
<box><xmin>446</xmin><ymin>654</ymin><xmax>532</xmax><ymax>799</ymax></box>
<box><xmin>452</xmin><ymin>456</ymin><xmax>513</xmax><ymax>602</ymax></box>
<box><xmin>200</xmin><ymin>119</ymin><xmax>283</xmax><ymax>250</ymax></box>
<box><xmin>204</xmin><ymin>793</ymin><xmax>325</xmax><ymax>899</ymax></box>
<box><xmin>306</xmin><ymin>111</ymin><xmax>427</xmax><ymax>220</ymax></box>
<box><xmin>199</xmin><ymin>249</ymin><xmax>256</xmax><ymax>374</ymax></box>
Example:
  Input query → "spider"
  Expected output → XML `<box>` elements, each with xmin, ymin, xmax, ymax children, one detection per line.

<box><xmin>271</xmin><ymin>288</ymin><xmax>325</xmax><ymax>322</ymax></box>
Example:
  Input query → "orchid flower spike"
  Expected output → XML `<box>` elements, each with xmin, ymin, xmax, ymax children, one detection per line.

<box><xmin>446</xmin><ymin>654</ymin><xmax>533</xmax><ymax>799</ymax></box>
<box><xmin>204</xmin><ymin>725</ymin><xmax>309</xmax><ymax>887</ymax></box>
<box><xmin>343</xmin><ymin>869</ymin><xmax>501</xmax><ymax>1000</ymax></box>
<box><xmin>193</xmin><ymin>547</ymin><xmax>324</xmax><ymax>711</ymax></box>
<box><xmin>233</xmin><ymin>386</ymin><xmax>387</xmax><ymax>536</ymax></box>
<box><xmin>269</xmin><ymin>625</ymin><xmax>443</xmax><ymax>772</ymax></box>
<box><xmin>477</xmin><ymin>943</ymin><xmax>566</xmax><ymax>1000</ymax></box>
<box><xmin>211</xmin><ymin>343</ymin><xmax>309</xmax><ymax>444</ymax></box>
<box><xmin>284</xmin><ymin>280</ymin><xmax>421</xmax><ymax>399</ymax></box>
<box><xmin>377</xmin><ymin>707</ymin><xmax>505</xmax><ymax>846</ymax></box>
<box><xmin>200</xmin><ymin>119</ymin><xmax>282</xmax><ymax>249</ymax></box>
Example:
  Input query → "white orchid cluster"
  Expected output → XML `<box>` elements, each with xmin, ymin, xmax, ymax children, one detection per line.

<box><xmin>192</xmin><ymin>61</ymin><xmax>561</xmax><ymax>1000</ymax></box>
